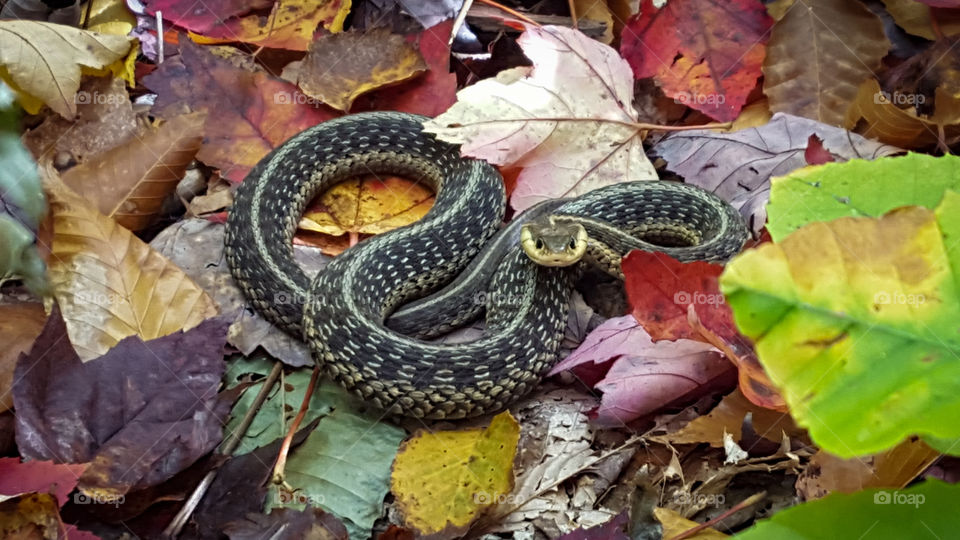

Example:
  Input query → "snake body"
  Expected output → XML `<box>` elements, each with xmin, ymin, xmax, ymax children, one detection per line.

<box><xmin>225</xmin><ymin>112</ymin><xmax>747</xmax><ymax>419</ymax></box>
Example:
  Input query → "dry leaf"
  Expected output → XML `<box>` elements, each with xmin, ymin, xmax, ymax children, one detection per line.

<box><xmin>880</xmin><ymin>0</ymin><xmax>960</xmax><ymax>39</ymax></box>
<box><xmin>425</xmin><ymin>25</ymin><xmax>658</xmax><ymax>213</ymax></box>
<box><xmin>844</xmin><ymin>79</ymin><xmax>957</xmax><ymax>148</ymax></box>
<box><xmin>61</xmin><ymin>112</ymin><xmax>204</xmax><ymax>231</ymax></box>
<box><xmin>762</xmin><ymin>0</ymin><xmax>890</xmax><ymax>126</ymax></box>
<box><xmin>294</xmin><ymin>29</ymin><xmax>427</xmax><ymax>111</ymax></box>
<box><xmin>0</xmin><ymin>303</ymin><xmax>46</xmax><ymax>412</ymax></box>
<box><xmin>43</xmin><ymin>169</ymin><xmax>218</xmax><ymax>360</ymax></box>
<box><xmin>0</xmin><ymin>21</ymin><xmax>134</xmax><ymax>117</ymax></box>
<box><xmin>190</xmin><ymin>0</ymin><xmax>350</xmax><ymax>51</ymax></box>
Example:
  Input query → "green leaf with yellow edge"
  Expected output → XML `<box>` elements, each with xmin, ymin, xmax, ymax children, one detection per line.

<box><xmin>720</xmin><ymin>192</ymin><xmax>960</xmax><ymax>457</ymax></box>
<box><xmin>736</xmin><ymin>479</ymin><xmax>960</xmax><ymax>539</ymax></box>
<box><xmin>391</xmin><ymin>411</ymin><xmax>520</xmax><ymax>537</ymax></box>
<box><xmin>766</xmin><ymin>152</ymin><xmax>959</xmax><ymax>242</ymax></box>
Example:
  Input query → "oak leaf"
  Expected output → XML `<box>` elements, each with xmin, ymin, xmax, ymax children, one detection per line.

<box><xmin>0</xmin><ymin>20</ymin><xmax>135</xmax><ymax>117</ymax></box>
<box><xmin>762</xmin><ymin>0</ymin><xmax>890</xmax><ymax>127</ymax></box>
<box><xmin>44</xmin><ymin>169</ymin><xmax>218</xmax><ymax>360</ymax></box>
<box><xmin>391</xmin><ymin>411</ymin><xmax>520</xmax><ymax>536</ymax></box>
<box><xmin>620</xmin><ymin>0</ymin><xmax>773</xmax><ymax>122</ymax></box>
<box><xmin>425</xmin><ymin>25</ymin><xmax>658</xmax><ymax>213</ymax></box>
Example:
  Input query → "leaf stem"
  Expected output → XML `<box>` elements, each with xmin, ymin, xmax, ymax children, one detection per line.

<box><xmin>272</xmin><ymin>364</ymin><xmax>321</xmax><ymax>484</ymax></box>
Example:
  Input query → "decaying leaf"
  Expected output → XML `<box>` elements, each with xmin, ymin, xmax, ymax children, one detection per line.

<box><xmin>44</xmin><ymin>169</ymin><xmax>219</xmax><ymax>360</ymax></box>
<box><xmin>0</xmin><ymin>20</ymin><xmax>134</xmax><ymax>117</ymax></box>
<box><xmin>14</xmin><ymin>309</ymin><xmax>230</xmax><ymax>496</ymax></box>
<box><xmin>620</xmin><ymin>0</ymin><xmax>773</xmax><ymax>122</ymax></box>
<box><xmin>844</xmin><ymin>79</ymin><xmax>958</xmax><ymax>148</ymax></box>
<box><xmin>391</xmin><ymin>411</ymin><xmax>520</xmax><ymax>536</ymax></box>
<box><xmin>762</xmin><ymin>0</ymin><xmax>890</xmax><ymax>126</ymax></box>
<box><xmin>721</xmin><ymin>193</ymin><xmax>960</xmax><ymax>457</ymax></box>
<box><xmin>143</xmin><ymin>0</ymin><xmax>271</xmax><ymax>33</ymax></box>
<box><xmin>0</xmin><ymin>303</ymin><xmax>46</xmax><ymax>412</ymax></box>
<box><xmin>654</xmin><ymin>507</ymin><xmax>728</xmax><ymax>539</ymax></box>
<box><xmin>292</xmin><ymin>28</ymin><xmax>428</xmax><ymax>111</ymax></box>
<box><xmin>425</xmin><ymin>25</ymin><xmax>658</xmax><ymax>213</ymax></box>
<box><xmin>190</xmin><ymin>0</ymin><xmax>351</xmax><ymax>51</ymax></box>
<box><xmin>61</xmin><ymin>111</ymin><xmax>205</xmax><ymax>231</ymax></box>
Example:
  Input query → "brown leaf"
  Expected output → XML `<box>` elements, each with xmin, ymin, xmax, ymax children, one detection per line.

<box><xmin>844</xmin><ymin>78</ymin><xmax>946</xmax><ymax>148</ymax></box>
<box><xmin>294</xmin><ymin>28</ymin><xmax>427</xmax><ymax>111</ymax></box>
<box><xmin>0</xmin><ymin>303</ymin><xmax>46</xmax><ymax>412</ymax></box>
<box><xmin>762</xmin><ymin>0</ymin><xmax>890</xmax><ymax>126</ymax></box>
<box><xmin>43</xmin><ymin>168</ymin><xmax>219</xmax><ymax>360</ymax></box>
<box><xmin>60</xmin><ymin>112</ymin><xmax>205</xmax><ymax>231</ymax></box>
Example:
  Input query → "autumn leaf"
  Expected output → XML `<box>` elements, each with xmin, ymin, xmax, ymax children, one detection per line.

<box><xmin>762</xmin><ymin>0</ymin><xmax>890</xmax><ymax>126</ymax></box>
<box><xmin>844</xmin><ymin>79</ymin><xmax>960</xmax><ymax>148</ymax></box>
<box><xmin>288</xmin><ymin>28</ymin><xmax>427</xmax><ymax>111</ymax></box>
<box><xmin>620</xmin><ymin>0</ymin><xmax>773</xmax><ymax>122</ymax></box>
<box><xmin>143</xmin><ymin>0</ymin><xmax>271</xmax><ymax>33</ymax></box>
<box><xmin>425</xmin><ymin>25</ymin><xmax>658</xmax><ymax>213</ymax></box>
<box><xmin>881</xmin><ymin>0</ymin><xmax>960</xmax><ymax>39</ymax></box>
<box><xmin>14</xmin><ymin>309</ymin><xmax>230</xmax><ymax>496</ymax></box>
<box><xmin>44</xmin><ymin>169</ymin><xmax>219</xmax><ymax>360</ymax></box>
<box><xmin>556</xmin><ymin>512</ymin><xmax>630</xmax><ymax>539</ymax></box>
<box><xmin>0</xmin><ymin>20</ymin><xmax>135</xmax><ymax>117</ymax></box>
<box><xmin>60</xmin><ymin>111</ymin><xmax>204</xmax><ymax>231</ymax></box>
<box><xmin>190</xmin><ymin>0</ymin><xmax>351</xmax><ymax>51</ymax></box>
<box><xmin>0</xmin><ymin>304</ymin><xmax>46</xmax><ymax>412</ymax></box>
<box><xmin>721</xmin><ymin>194</ymin><xmax>960</xmax><ymax>457</ymax></box>
<box><xmin>391</xmin><ymin>412</ymin><xmax>520</xmax><ymax>536</ymax></box>
<box><xmin>144</xmin><ymin>39</ymin><xmax>335</xmax><ymax>182</ymax></box>
<box><xmin>0</xmin><ymin>458</ymin><xmax>87</xmax><ymax>507</ymax></box>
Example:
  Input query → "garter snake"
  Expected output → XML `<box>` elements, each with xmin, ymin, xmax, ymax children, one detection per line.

<box><xmin>225</xmin><ymin>111</ymin><xmax>747</xmax><ymax>419</ymax></box>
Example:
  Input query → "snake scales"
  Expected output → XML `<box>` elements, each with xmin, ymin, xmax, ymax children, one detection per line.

<box><xmin>225</xmin><ymin>112</ymin><xmax>748</xmax><ymax>419</ymax></box>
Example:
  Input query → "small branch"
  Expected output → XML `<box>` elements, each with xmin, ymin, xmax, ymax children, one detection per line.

<box><xmin>667</xmin><ymin>492</ymin><xmax>767</xmax><ymax>540</ymax></box>
<box><xmin>475</xmin><ymin>0</ymin><xmax>542</xmax><ymax>27</ymax></box>
<box><xmin>568</xmin><ymin>0</ymin><xmax>578</xmax><ymax>29</ymax></box>
<box><xmin>272</xmin><ymin>364</ymin><xmax>321</xmax><ymax>484</ymax></box>
<box><xmin>156</xmin><ymin>11</ymin><xmax>164</xmax><ymax>64</ymax></box>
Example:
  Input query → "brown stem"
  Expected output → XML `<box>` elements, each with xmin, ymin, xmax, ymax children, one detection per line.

<box><xmin>272</xmin><ymin>365</ymin><xmax>321</xmax><ymax>484</ymax></box>
<box><xmin>568</xmin><ymin>0</ymin><xmax>578</xmax><ymax>29</ymax></box>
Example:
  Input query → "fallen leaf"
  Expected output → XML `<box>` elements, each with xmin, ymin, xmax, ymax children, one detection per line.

<box><xmin>654</xmin><ymin>507</ymin><xmax>728</xmax><ymax>539</ymax></box>
<box><xmin>44</xmin><ymin>169</ymin><xmax>219</xmax><ymax>360</ymax></box>
<box><xmin>190</xmin><ymin>0</ymin><xmax>350</xmax><ymax>51</ymax></box>
<box><xmin>556</xmin><ymin>511</ymin><xmax>629</xmax><ymax>539</ymax></box>
<box><xmin>762</xmin><ymin>0</ymin><xmax>890</xmax><ymax>126</ymax></box>
<box><xmin>721</xmin><ymin>194</ymin><xmax>960</xmax><ymax>457</ymax></box>
<box><xmin>882</xmin><ymin>0</ymin><xmax>960</xmax><ymax>39</ymax></box>
<box><xmin>652</xmin><ymin>113</ymin><xmax>903</xmax><ymax>233</ymax></box>
<box><xmin>291</xmin><ymin>28</ymin><xmax>427</xmax><ymax>111</ymax></box>
<box><xmin>620</xmin><ymin>0</ymin><xmax>773</xmax><ymax>122</ymax></box>
<box><xmin>0</xmin><ymin>20</ymin><xmax>134</xmax><ymax>117</ymax></box>
<box><xmin>844</xmin><ymin>78</ymin><xmax>957</xmax><ymax>148</ymax></box>
<box><xmin>391</xmin><ymin>411</ymin><xmax>520</xmax><ymax>537</ymax></box>
<box><xmin>0</xmin><ymin>493</ymin><xmax>71</xmax><ymax>539</ymax></box>
<box><xmin>425</xmin><ymin>25</ymin><xmax>658</xmax><ymax>213</ymax></box>
<box><xmin>0</xmin><ymin>303</ymin><xmax>46</xmax><ymax>412</ymax></box>
<box><xmin>143</xmin><ymin>0</ymin><xmax>271</xmax><ymax>33</ymax></box>
<box><xmin>804</xmin><ymin>135</ymin><xmax>834</xmax><ymax>165</ymax></box>
<box><xmin>84</xmin><ymin>0</ymin><xmax>137</xmax><ymax>36</ymax></box>
<box><xmin>0</xmin><ymin>458</ymin><xmax>87</xmax><ymax>507</ymax></box>
<box><xmin>14</xmin><ymin>308</ymin><xmax>230</xmax><ymax>496</ymax></box>
<box><xmin>61</xmin><ymin>111</ymin><xmax>204</xmax><ymax>231</ymax></box>
<box><xmin>223</xmin><ymin>506</ymin><xmax>349</xmax><ymax>539</ymax></box>
<box><xmin>143</xmin><ymin>39</ymin><xmax>335</xmax><ymax>182</ymax></box>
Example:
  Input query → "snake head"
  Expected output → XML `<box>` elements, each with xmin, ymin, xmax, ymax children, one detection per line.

<box><xmin>520</xmin><ymin>215</ymin><xmax>589</xmax><ymax>267</ymax></box>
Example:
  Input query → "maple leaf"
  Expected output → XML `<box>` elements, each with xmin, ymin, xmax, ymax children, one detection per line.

<box><xmin>620</xmin><ymin>0</ymin><xmax>773</xmax><ymax>122</ymax></box>
<box><xmin>425</xmin><ymin>25</ymin><xmax>658</xmax><ymax>213</ymax></box>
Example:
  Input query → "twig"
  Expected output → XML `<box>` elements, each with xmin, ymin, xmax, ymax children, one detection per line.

<box><xmin>475</xmin><ymin>0</ymin><xmax>541</xmax><ymax>27</ymax></box>
<box><xmin>450</xmin><ymin>0</ymin><xmax>475</xmax><ymax>47</ymax></box>
<box><xmin>568</xmin><ymin>0</ymin><xmax>578</xmax><ymax>29</ymax></box>
<box><xmin>156</xmin><ymin>11</ymin><xmax>164</xmax><ymax>64</ymax></box>
<box><xmin>667</xmin><ymin>492</ymin><xmax>766</xmax><ymax>540</ymax></box>
<box><xmin>162</xmin><ymin>361</ymin><xmax>284</xmax><ymax>538</ymax></box>
<box><xmin>272</xmin><ymin>364</ymin><xmax>321</xmax><ymax>484</ymax></box>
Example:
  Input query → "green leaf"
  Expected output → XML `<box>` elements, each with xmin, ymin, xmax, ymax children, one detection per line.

<box><xmin>0</xmin><ymin>80</ymin><xmax>46</xmax><ymax>293</ymax></box>
<box><xmin>720</xmin><ymin>194</ymin><xmax>960</xmax><ymax>457</ymax></box>
<box><xmin>766</xmin><ymin>152</ymin><xmax>960</xmax><ymax>242</ymax></box>
<box><xmin>735</xmin><ymin>480</ymin><xmax>960</xmax><ymax>539</ymax></box>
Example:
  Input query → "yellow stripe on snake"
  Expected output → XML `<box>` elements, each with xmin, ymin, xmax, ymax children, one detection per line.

<box><xmin>225</xmin><ymin>112</ymin><xmax>747</xmax><ymax>419</ymax></box>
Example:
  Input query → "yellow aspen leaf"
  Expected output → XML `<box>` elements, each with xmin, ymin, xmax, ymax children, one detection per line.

<box><xmin>0</xmin><ymin>21</ymin><xmax>134</xmax><ymax>117</ymax></box>
<box><xmin>189</xmin><ymin>0</ymin><xmax>351</xmax><ymax>51</ymax></box>
<box><xmin>293</xmin><ymin>28</ymin><xmax>427</xmax><ymax>111</ymax></box>
<box><xmin>391</xmin><ymin>411</ymin><xmax>520</xmax><ymax>537</ymax></box>
<box><xmin>43</xmin><ymin>169</ymin><xmax>218</xmax><ymax>361</ymax></box>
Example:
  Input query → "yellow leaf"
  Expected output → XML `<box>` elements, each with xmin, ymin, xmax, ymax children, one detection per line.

<box><xmin>43</xmin><ymin>169</ymin><xmax>218</xmax><ymax>360</ymax></box>
<box><xmin>190</xmin><ymin>0</ymin><xmax>351</xmax><ymax>51</ymax></box>
<box><xmin>391</xmin><ymin>411</ymin><xmax>520</xmax><ymax>536</ymax></box>
<box><xmin>294</xmin><ymin>28</ymin><xmax>427</xmax><ymax>111</ymax></box>
<box><xmin>655</xmin><ymin>507</ymin><xmax>728</xmax><ymax>539</ymax></box>
<box><xmin>0</xmin><ymin>21</ymin><xmax>134</xmax><ymax>117</ymax></box>
<box><xmin>573</xmin><ymin>0</ymin><xmax>613</xmax><ymax>44</ymax></box>
<box><xmin>83</xmin><ymin>0</ymin><xmax>137</xmax><ymax>37</ymax></box>
<box><xmin>61</xmin><ymin>112</ymin><xmax>205</xmax><ymax>231</ymax></box>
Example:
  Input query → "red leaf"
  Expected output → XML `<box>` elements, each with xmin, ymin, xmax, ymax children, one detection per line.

<box><xmin>623</xmin><ymin>250</ymin><xmax>737</xmax><ymax>342</ymax></box>
<box><xmin>143</xmin><ymin>37</ymin><xmax>335</xmax><ymax>182</ymax></box>
<box><xmin>620</xmin><ymin>0</ymin><xmax>773</xmax><ymax>121</ymax></box>
<box><xmin>144</xmin><ymin>0</ymin><xmax>271</xmax><ymax>33</ymax></box>
<box><xmin>804</xmin><ymin>134</ymin><xmax>835</xmax><ymax>165</ymax></box>
<box><xmin>0</xmin><ymin>458</ymin><xmax>87</xmax><ymax>507</ymax></box>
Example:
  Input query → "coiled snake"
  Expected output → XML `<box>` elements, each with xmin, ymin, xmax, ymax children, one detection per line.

<box><xmin>225</xmin><ymin>112</ymin><xmax>747</xmax><ymax>419</ymax></box>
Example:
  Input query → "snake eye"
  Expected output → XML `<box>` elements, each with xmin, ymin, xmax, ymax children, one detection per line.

<box><xmin>535</xmin><ymin>239</ymin><xmax>544</xmax><ymax>250</ymax></box>
<box><xmin>568</xmin><ymin>239</ymin><xmax>577</xmax><ymax>250</ymax></box>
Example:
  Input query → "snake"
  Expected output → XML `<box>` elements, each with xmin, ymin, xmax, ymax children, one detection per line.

<box><xmin>225</xmin><ymin>111</ymin><xmax>748</xmax><ymax>419</ymax></box>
